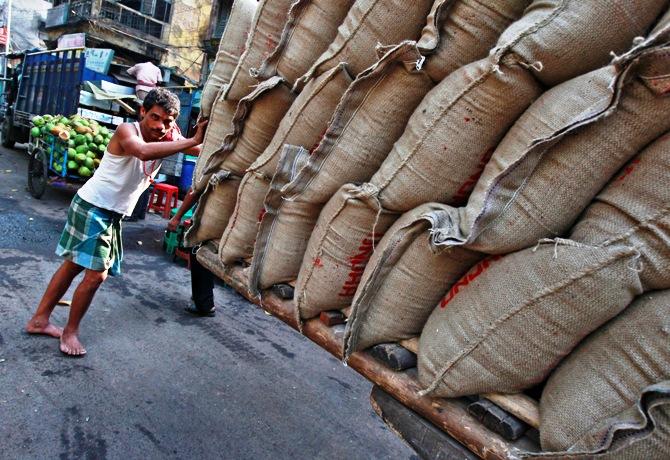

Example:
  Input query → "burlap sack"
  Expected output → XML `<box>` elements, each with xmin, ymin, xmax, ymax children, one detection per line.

<box><xmin>245</xmin><ymin>44</ymin><xmax>435</xmax><ymax>292</ymax></box>
<box><xmin>248</xmin><ymin>145</ymin><xmax>313</xmax><ymax>292</ymax></box>
<box><xmin>200</xmin><ymin>0</ymin><xmax>258</xmax><ymax>116</ymax></box>
<box><xmin>520</xmin><ymin>382</ymin><xmax>670</xmax><ymax>459</ymax></box>
<box><xmin>300</xmin><ymin>0</ymin><xmax>433</xmax><ymax>84</ymax></box>
<box><xmin>439</xmin><ymin>39</ymin><xmax>670</xmax><ymax>255</ymax></box>
<box><xmin>494</xmin><ymin>0</ymin><xmax>668</xmax><ymax>87</ymax></box>
<box><xmin>253</xmin><ymin>0</ymin><xmax>355</xmax><ymax>85</ymax></box>
<box><xmin>202</xmin><ymin>77</ymin><xmax>295</xmax><ymax>177</ymax></box>
<box><xmin>294</xmin><ymin>183</ymin><xmax>398</xmax><ymax>322</ymax></box>
<box><xmin>218</xmin><ymin>66</ymin><xmax>351</xmax><ymax>265</ymax></box>
<box><xmin>224</xmin><ymin>0</ymin><xmax>294</xmax><ymax>102</ymax></box>
<box><xmin>343</xmin><ymin>204</ymin><xmax>482</xmax><ymax>358</ymax></box>
<box><xmin>418</xmin><ymin>0</ymin><xmax>531</xmax><ymax>82</ymax></box>
<box><xmin>571</xmin><ymin>133</ymin><xmax>670</xmax><ymax>291</ymax></box>
<box><xmin>218</xmin><ymin>171</ymin><xmax>271</xmax><ymax>264</ymax></box>
<box><xmin>370</xmin><ymin>53</ymin><xmax>543</xmax><ymax>213</ymax></box>
<box><xmin>249</xmin><ymin>63</ymin><xmax>353</xmax><ymax>179</ymax></box>
<box><xmin>184</xmin><ymin>171</ymin><xmax>242</xmax><ymax>246</ymax></box>
<box><xmin>194</xmin><ymin>88</ymin><xmax>238</xmax><ymax>192</ymax></box>
<box><xmin>418</xmin><ymin>239</ymin><xmax>644</xmax><ymax>398</ymax></box>
<box><xmin>283</xmin><ymin>42</ymin><xmax>434</xmax><ymax>204</ymax></box>
<box><xmin>539</xmin><ymin>290</ymin><xmax>670</xmax><ymax>452</ymax></box>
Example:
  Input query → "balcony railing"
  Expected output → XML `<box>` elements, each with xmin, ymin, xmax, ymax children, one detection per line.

<box><xmin>46</xmin><ymin>0</ymin><xmax>168</xmax><ymax>40</ymax></box>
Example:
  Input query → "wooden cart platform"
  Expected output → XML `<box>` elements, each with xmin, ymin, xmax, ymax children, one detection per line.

<box><xmin>197</xmin><ymin>242</ymin><xmax>541</xmax><ymax>459</ymax></box>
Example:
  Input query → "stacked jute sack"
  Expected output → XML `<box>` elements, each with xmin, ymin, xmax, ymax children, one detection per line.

<box><xmin>351</xmin><ymin>8</ymin><xmax>670</xmax><ymax>458</ymax></box>
<box><xmin>218</xmin><ymin>0</ymin><xmax>438</xmax><ymax>263</ymax></box>
<box><xmin>187</xmin><ymin>0</ymin><xmax>358</xmax><ymax>245</ymax></box>
<box><xmin>247</xmin><ymin>0</ymin><xmax>536</xmax><ymax>300</ymax></box>
<box><xmin>296</xmin><ymin>0</ymin><xmax>669</xmax><ymax>325</ymax></box>
<box><xmin>188</xmin><ymin>0</ymin><xmax>670</xmax><ymax>456</ymax></box>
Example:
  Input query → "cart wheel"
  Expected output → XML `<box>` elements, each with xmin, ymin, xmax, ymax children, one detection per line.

<box><xmin>0</xmin><ymin>117</ymin><xmax>15</xmax><ymax>149</ymax></box>
<box><xmin>28</xmin><ymin>148</ymin><xmax>48</xmax><ymax>199</ymax></box>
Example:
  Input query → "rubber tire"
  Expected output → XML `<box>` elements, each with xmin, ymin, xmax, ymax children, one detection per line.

<box><xmin>28</xmin><ymin>148</ymin><xmax>48</xmax><ymax>199</ymax></box>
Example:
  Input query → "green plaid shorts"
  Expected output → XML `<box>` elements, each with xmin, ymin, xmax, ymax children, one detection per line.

<box><xmin>56</xmin><ymin>194</ymin><xmax>123</xmax><ymax>276</ymax></box>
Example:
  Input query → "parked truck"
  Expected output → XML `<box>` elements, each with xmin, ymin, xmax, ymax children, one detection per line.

<box><xmin>0</xmin><ymin>47</ymin><xmax>135</xmax><ymax>148</ymax></box>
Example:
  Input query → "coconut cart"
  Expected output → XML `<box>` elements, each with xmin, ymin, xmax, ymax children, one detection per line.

<box><xmin>27</xmin><ymin>114</ymin><xmax>112</xmax><ymax>198</ymax></box>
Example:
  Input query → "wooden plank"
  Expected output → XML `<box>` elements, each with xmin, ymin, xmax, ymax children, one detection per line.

<box><xmin>482</xmin><ymin>393</ymin><xmax>541</xmax><ymax>430</ymax></box>
<box><xmin>198</xmin><ymin>244</ymin><xmax>299</xmax><ymax>330</ymax></box>
<box><xmin>400</xmin><ymin>337</ymin><xmax>419</xmax><ymax>354</ymax></box>
<box><xmin>370</xmin><ymin>386</ymin><xmax>480</xmax><ymax>460</ymax></box>
<box><xmin>400</xmin><ymin>337</ymin><xmax>540</xmax><ymax>429</ymax></box>
<box><xmin>196</xmin><ymin>243</ymin><xmax>539</xmax><ymax>459</ymax></box>
<box><xmin>398</xmin><ymin>337</ymin><xmax>541</xmax><ymax>430</ymax></box>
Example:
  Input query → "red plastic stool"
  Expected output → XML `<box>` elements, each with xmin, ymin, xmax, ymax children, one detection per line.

<box><xmin>148</xmin><ymin>183</ymin><xmax>179</xmax><ymax>218</ymax></box>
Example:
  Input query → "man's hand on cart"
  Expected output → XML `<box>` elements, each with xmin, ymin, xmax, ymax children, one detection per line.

<box><xmin>167</xmin><ymin>216</ymin><xmax>180</xmax><ymax>233</ymax></box>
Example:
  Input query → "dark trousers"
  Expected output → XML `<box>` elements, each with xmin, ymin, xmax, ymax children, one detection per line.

<box><xmin>190</xmin><ymin>249</ymin><xmax>214</xmax><ymax>311</ymax></box>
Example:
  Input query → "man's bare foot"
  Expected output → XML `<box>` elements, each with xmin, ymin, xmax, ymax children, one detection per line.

<box><xmin>26</xmin><ymin>319</ymin><xmax>63</xmax><ymax>338</ymax></box>
<box><xmin>60</xmin><ymin>332</ymin><xmax>86</xmax><ymax>356</ymax></box>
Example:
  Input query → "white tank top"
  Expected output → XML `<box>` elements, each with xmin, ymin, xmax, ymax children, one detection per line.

<box><xmin>77</xmin><ymin>122</ymin><xmax>162</xmax><ymax>216</ymax></box>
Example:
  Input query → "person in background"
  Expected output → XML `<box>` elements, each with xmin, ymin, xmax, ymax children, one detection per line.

<box><xmin>127</xmin><ymin>61</ymin><xmax>163</xmax><ymax>102</ymax></box>
<box><xmin>25</xmin><ymin>89</ymin><xmax>207</xmax><ymax>356</ymax></box>
<box><xmin>167</xmin><ymin>187</ymin><xmax>216</xmax><ymax>317</ymax></box>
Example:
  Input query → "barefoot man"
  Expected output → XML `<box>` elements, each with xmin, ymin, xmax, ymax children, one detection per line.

<box><xmin>26</xmin><ymin>88</ymin><xmax>206</xmax><ymax>356</ymax></box>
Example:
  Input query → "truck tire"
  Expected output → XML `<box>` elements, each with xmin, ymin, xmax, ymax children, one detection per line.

<box><xmin>28</xmin><ymin>148</ymin><xmax>48</xmax><ymax>198</ymax></box>
<box><xmin>1</xmin><ymin>117</ymin><xmax>15</xmax><ymax>148</ymax></box>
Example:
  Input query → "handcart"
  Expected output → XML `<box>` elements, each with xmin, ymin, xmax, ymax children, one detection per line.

<box><xmin>27</xmin><ymin>132</ymin><xmax>89</xmax><ymax>199</ymax></box>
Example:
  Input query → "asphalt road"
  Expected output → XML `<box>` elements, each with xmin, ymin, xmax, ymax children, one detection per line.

<box><xmin>0</xmin><ymin>144</ymin><xmax>416</xmax><ymax>460</ymax></box>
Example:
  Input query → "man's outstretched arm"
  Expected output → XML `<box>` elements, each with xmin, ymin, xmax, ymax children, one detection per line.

<box><xmin>167</xmin><ymin>187</ymin><xmax>200</xmax><ymax>232</ymax></box>
<box><xmin>110</xmin><ymin>120</ymin><xmax>207</xmax><ymax>161</ymax></box>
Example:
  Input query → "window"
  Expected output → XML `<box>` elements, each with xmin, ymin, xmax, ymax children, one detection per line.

<box><xmin>118</xmin><ymin>0</ymin><xmax>171</xmax><ymax>23</ymax></box>
<box><xmin>213</xmin><ymin>0</ymin><xmax>232</xmax><ymax>38</ymax></box>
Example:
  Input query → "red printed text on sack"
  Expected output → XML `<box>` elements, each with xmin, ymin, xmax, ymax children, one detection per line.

<box><xmin>338</xmin><ymin>233</ymin><xmax>384</xmax><ymax>297</ymax></box>
<box><xmin>439</xmin><ymin>255</ymin><xmax>503</xmax><ymax>308</ymax></box>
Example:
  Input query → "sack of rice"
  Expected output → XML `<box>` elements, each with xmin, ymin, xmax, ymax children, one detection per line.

<box><xmin>250</xmin><ymin>63</ymin><xmax>353</xmax><ymax>178</ymax></box>
<box><xmin>441</xmin><ymin>36</ymin><xmax>670</xmax><ymax>255</ymax></box>
<box><xmin>184</xmin><ymin>171</ymin><xmax>242</xmax><ymax>246</ymax></box>
<box><xmin>370</xmin><ymin>52</ymin><xmax>543</xmax><ymax>213</ymax></box>
<box><xmin>571</xmin><ymin>133</ymin><xmax>670</xmax><ymax>291</ymax></box>
<box><xmin>224</xmin><ymin>0</ymin><xmax>294</xmax><ymax>101</ymax></box>
<box><xmin>535</xmin><ymin>382</ymin><xmax>670</xmax><ymax>459</ymax></box>
<box><xmin>417</xmin><ymin>239</ymin><xmax>644</xmax><ymax>398</ymax></box>
<box><xmin>202</xmin><ymin>77</ymin><xmax>295</xmax><ymax>177</ymax></box>
<box><xmin>494</xmin><ymin>0</ymin><xmax>669</xmax><ymax>87</ymax></box>
<box><xmin>343</xmin><ymin>204</ymin><xmax>483</xmax><ymax>358</ymax></box>
<box><xmin>193</xmin><ymin>89</ymin><xmax>238</xmax><ymax>192</ymax></box>
<box><xmin>294</xmin><ymin>183</ymin><xmax>398</xmax><ymax>322</ymax></box>
<box><xmin>247</xmin><ymin>43</ymin><xmax>434</xmax><ymax>292</ymax></box>
<box><xmin>539</xmin><ymin>290</ymin><xmax>670</xmax><ymax>454</ymax></box>
<box><xmin>283</xmin><ymin>42</ymin><xmax>434</xmax><ymax>204</ymax></box>
<box><xmin>219</xmin><ymin>171</ymin><xmax>271</xmax><ymax>264</ymax></box>
<box><xmin>300</xmin><ymin>0</ymin><xmax>433</xmax><ymax>83</ymax></box>
<box><xmin>218</xmin><ymin>66</ymin><xmax>352</xmax><ymax>264</ymax></box>
<box><xmin>253</xmin><ymin>0</ymin><xmax>356</xmax><ymax>85</ymax></box>
<box><xmin>200</xmin><ymin>0</ymin><xmax>258</xmax><ymax>116</ymax></box>
<box><xmin>249</xmin><ymin>145</ymin><xmax>313</xmax><ymax>292</ymax></box>
<box><xmin>418</xmin><ymin>0</ymin><xmax>531</xmax><ymax>82</ymax></box>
